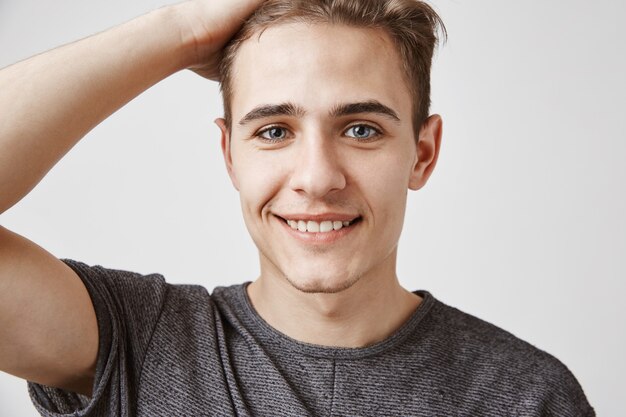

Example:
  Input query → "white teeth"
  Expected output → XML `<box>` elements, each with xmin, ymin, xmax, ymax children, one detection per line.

<box><xmin>284</xmin><ymin>218</ymin><xmax>359</xmax><ymax>233</ymax></box>
<box><xmin>320</xmin><ymin>221</ymin><xmax>334</xmax><ymax>233</ymax></box>
<box><xmin>307</xmin><ymin>221</ymin><xmax>320</xmax><ymax>233</ymax></box>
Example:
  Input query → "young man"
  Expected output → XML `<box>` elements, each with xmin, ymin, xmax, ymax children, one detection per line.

<box><xmin>0</xmin><ymin>0</ymin><xmax>594</xmax><ymax>415</ymax></box>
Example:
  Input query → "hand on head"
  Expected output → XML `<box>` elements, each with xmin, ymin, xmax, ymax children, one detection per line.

<box><xmin>176</xmin><ymin>0</ymin><xmax>266</xmax><ymax>80</ymax></box>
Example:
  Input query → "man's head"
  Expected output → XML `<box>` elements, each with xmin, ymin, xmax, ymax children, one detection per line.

<box><xmin>215</xmin><ymin>0</ymin><xmax>445</xmax><ymax>295</ymax></box>
<box><xmin>220</xmin><ymin>0</ymin><xmax>445</xmax><ymax>138</ymax></box>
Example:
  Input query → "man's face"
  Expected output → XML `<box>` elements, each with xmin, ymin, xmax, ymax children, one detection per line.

<box><xmin>218</xmin><ymin>23</ymin><xmax>439</xmax><ymax>293</ymax></box>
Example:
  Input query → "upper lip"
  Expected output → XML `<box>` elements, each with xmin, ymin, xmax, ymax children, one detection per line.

<box><xmin>274</xmin><ymin>213</ymin><xmax>361</xmax><ymax>222</ymax></box>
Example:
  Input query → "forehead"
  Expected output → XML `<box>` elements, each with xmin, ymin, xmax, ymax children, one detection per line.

<box><xmin>230</xmin><ymin>23</ymin><xmax>412</xmax><ymax>123</ymax></box>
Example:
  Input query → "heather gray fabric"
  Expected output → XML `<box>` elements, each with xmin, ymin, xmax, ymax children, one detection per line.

<box><xmin>28</xmin><ymin>259</ymin><xmax>595</xmax><ymax>416</ymax></box>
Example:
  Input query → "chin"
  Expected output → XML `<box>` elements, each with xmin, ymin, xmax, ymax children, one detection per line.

<box><xmin>283</xmin><ymin>271</ymin><xmax>362</xmax><ymax>294</ymax></box>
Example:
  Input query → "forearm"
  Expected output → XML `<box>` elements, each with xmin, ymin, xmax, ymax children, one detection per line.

<box><xmin>0</xmin><ymin>5</ymin><xmax>194</xmax><ymax>214</ymax></box>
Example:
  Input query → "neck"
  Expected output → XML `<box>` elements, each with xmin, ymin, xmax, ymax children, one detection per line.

<box><xmin>246</xmin><ymin>255</ymin><xmax>422</xmax><ymax>348</ymax></box>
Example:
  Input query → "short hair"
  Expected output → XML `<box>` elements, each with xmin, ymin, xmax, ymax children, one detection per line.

<box><xmin>219</xmin><ymin>0</ymin><xmax>446</xmax><ymax>139</ymax></box>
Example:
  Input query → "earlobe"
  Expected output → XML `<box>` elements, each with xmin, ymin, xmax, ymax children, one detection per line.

<box><xmin>408</xmin><ymin>114</ymin><xmax>443</xmax><ymax>190</ymax></box>
<box><xmin>215</xmin><ymin>118</ymin><xmax>240</xmax><ymax>191</ymax></box>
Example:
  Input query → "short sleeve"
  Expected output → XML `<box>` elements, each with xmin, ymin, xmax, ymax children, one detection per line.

<box><xmin>533</xmin><ymin>356</ymin><xmax>596</xmax><ymax>416</ymax></box>
<box><xmin>27</xmin><ymin>259</ymin><xmax>168</xmax><ymax>417</ymax></box>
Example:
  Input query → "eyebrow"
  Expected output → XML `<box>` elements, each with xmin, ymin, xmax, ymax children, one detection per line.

<box><xmin>238</xmin><ymin>103</ymin><xmax>305</xmax><ymax>125</ymax></box>
<box><xmin>330</xmin><ymin>100</ymin><xmax>400</xmax><ymax>122</ymax></box>
<box><xmin>238</xmin><ymin>100</ymin><xmax>400</xmax><ymax>126</ymax></box>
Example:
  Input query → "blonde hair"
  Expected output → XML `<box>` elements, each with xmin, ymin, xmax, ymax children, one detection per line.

<box><xmin>219</xmin><ymin>0</ymin><xmax>446</xmax><ymax>138</ymax></box>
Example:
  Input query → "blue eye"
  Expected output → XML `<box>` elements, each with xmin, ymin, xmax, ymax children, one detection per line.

<box><xmin>258</xmin><ymin>126</ymin><xmax>288</xmax><ymax>142</ymax></box>
<box><xmin>345</xmin><ymin>124</ymin><xmax>380</xmax><ymax>140</ymax></box>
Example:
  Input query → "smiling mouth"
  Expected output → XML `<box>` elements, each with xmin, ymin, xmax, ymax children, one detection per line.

<box><xmin>277</xmin><ymin>216</ymin><xmax>362</xmax><ymax>233</ymax></box>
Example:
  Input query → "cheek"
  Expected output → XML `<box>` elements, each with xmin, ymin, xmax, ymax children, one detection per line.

<box><xmin>232</xmin><ymin>149</ymin><xmax>286</xmax><ymax>216</ymax></box>
<box><xmin>354</xmin><ymin>151</ymin><xmax>412</xmax><ymax>213</ymax></box>
<box><xmin>351</xmin><ymin>149</ymin><xmax>412</xmax><ymax>252</ymax></box>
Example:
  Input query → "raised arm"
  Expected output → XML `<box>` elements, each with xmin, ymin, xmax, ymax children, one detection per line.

<box><xmin>0</xmin><ymin>0</ymin><xmax>262</xmax><ymax>397</ymax></box>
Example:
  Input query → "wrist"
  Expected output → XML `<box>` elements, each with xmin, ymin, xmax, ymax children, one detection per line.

<box><xmin>159</xmin><ymin>2</ymin><xmax>211</xmax><ymax>71</ymax></box>
<box><xmin>144</xmin><ymin>4</ymin><xmax>200</xmax><ymax>73</ymax></box>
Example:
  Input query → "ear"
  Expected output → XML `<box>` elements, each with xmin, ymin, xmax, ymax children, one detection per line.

<box><xmin>215</xmin><ymin>118</ymin><xmax>240</xmax><ymax>190</ymax></box>
<box><xmin>408</xmin><ymin>114</ymin><xmax>443</xmax><ymax>191</ymax></box>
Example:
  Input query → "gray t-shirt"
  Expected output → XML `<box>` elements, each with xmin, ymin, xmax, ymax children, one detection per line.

<box><xmin>28</xmin><ymin>259</ymin><xmax>594</xmax><ymax>416</ymax></box>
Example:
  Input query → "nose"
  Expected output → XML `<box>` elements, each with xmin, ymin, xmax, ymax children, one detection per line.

<box><xmin>287</xmin><ymin>135</ymin><xmax>346</xmax><ymax>198</ymax></box>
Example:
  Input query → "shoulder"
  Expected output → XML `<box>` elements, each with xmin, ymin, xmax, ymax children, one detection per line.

<box><xmin>60</xmin><ymin>259</ymin><xmax>218</xmax><ymax>334</ymax></box>
<box><xmin>426</xmin><ymin>297</ymin><xmax>576</xmax><ymax>381</ymax></box>
<box><xmin>62</xmin><ymin>258</ymin><xmax>167</xmax><ymax>295</ymax></box>
<box><xmin>425</xmin><ymin>296</ymin><xmax>563</xmax><ymax>363</ymax></box>
<box><xmin>419</xmin><ymin>294</ymin><xmax>595</xmax><ymax>415</ymax></box>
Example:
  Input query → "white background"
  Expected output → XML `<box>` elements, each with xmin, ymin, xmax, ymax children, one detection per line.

<box><xmin>1</xmin><ymin>0</ymin><xmax>624</xmax><ymax>415</ymax></box>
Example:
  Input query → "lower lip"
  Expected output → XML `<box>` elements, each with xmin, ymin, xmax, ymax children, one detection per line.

<box><xmin>275</xmin><ymin>216</ymin><xmax>360</xmax><ymax>244</ymax></box>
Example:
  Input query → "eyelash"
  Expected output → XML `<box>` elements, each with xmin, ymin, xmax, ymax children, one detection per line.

<box><xmin>254</xmin><ymin>123</ymin><xmax>383</xmax><ymax>143</ymax></box>
<box><xmin>255</xmin><ymin>125</ymin><xmax>289</xmax><ymax>143</ymax></box>
<box><xmin>346</xmin><ymin>124</ymin><xmax>383</xmax><ymax>141</ymax></box>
